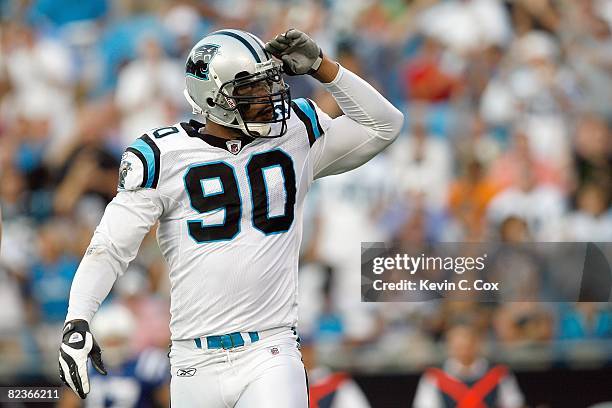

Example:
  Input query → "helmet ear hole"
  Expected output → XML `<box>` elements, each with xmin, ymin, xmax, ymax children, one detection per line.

<box><xmin>206</xmin><ymin>98</ymin><xmax>215</xmax><ymax>107</ymax></box>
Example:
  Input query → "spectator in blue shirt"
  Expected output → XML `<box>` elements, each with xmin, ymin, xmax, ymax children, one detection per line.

<box><xmin>558</xmin><ymin>303</ymin><xmax>612</xmax><ymax>340</ymax></box>
<box><xmin>26</xmin><ymin>221</ymin><xmax>78</xmax><ymax>323</ymax></box>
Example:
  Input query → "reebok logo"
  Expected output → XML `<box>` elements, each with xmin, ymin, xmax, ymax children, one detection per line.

<box><xmin>177</xmin><ymin>368</ymin><xmax>197</xmax><ymax>377</ymax></box>
<box><xmin>68</xmin><ymin>333</ymin><xmax>83</xmax><ymax>343</ymax></box>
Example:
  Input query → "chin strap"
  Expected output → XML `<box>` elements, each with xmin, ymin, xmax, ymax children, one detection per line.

<box><xmin>308</xmin><ymin>49</ymin><xmax>324</xmax><ymax>75</ymax></box>
<box><xmin>244</xmin><ymin>123</ymin><xmax>271</xmax><ymax>137</ymax></box>
<box><xmin>184</xmin><ymin>89</ymin><xmax>272</xmax><ymax>137</ymax></box>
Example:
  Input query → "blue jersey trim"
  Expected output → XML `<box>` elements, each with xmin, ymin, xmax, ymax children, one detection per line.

<box><xmin>129</xmin><ymin>139</ymin><xmax>156</xmax><ymax>188</ymax></box>
<box><xmin>293</xmin><ymin>98</ymin><xmax>322</xmax><ymax>139</ymax></box>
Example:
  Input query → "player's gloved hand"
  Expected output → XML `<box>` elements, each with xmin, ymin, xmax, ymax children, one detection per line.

<box><xmin>265</xmin><ymin>29</ymin><xmax>323</xmax><ymax>76</ymax></box>
<box><xmin>58</xmin><ymin>319</ymin><xmax>107</xmax><ymax>399</ymax></box>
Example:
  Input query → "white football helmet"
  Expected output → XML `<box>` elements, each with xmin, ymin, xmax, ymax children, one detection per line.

<box><xmin>184</xmin><ymin>29</ymin><xmax>291</xmax><ymax>138</ymax></box>
<box><xmin>91</xmin><ymin>303</ymin><xmax>135</xmax><ymax>367</ymax></box>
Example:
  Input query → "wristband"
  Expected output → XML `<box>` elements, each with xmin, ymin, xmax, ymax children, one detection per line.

<box><xmin>309</xmin><ymin>49</ymin><xmax>324</xmax><ymax>74</ymax></box>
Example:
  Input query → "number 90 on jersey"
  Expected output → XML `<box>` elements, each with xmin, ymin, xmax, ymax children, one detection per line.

<box><xmin>184</xmin><ymin>149</ymin><xmax>296</xmax><ymax>243</ymax></box>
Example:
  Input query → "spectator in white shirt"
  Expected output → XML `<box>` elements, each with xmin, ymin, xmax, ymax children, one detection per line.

<box><xmin>115</xmin><ymin>35</ymin><xmax>184</xmax><ymax>147</ymax></box>
<box><xmin>563</xmin><ymin>183</ymin><xmax>612</xmax><ymax>241</ymax></box>
<box><xmin>391</xmin><ymin>117</ymin><xmax>452</xmax><ymax>210</ymax></box>
<box><xmin>487</xmin><ymin>160</ymin><xmax>566</xmax><ymax>240</ymax></box>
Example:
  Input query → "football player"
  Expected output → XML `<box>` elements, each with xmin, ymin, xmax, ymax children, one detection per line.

<box><xmin>59</xmin><ymin>28</ymin><xmax>403</xmax><ymax>406</ymax></box>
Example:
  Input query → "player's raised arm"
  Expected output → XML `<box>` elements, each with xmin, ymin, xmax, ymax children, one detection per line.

<box><xmin>59</xmin><ymin>147</ymin><xmax>164</xmax><ymax>399</ymax></box>
<box><xmin>265</xmin><ymin>29</ymin><xmax>404</xmax><ymax>179</ymax></box>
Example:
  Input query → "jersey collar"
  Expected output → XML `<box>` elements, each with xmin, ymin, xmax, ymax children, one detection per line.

<box><xmin>181</xmin><ymin>119</ymin><xmax>255</xmax><ymax>154</ymax></box>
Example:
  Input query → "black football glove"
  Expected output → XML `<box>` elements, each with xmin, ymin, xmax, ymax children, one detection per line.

<box><xmin>58</xmin><ymin>319</ymin><xmax>107</xmax><ymax>399</ymax></box>
<box><xmin>265</xmin><ymin>29</ymin><xmax>323</xmax><ymax>76</ymax></box>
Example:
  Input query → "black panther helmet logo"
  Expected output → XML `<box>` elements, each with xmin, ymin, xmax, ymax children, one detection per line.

<box><xmin>186</xmin><ymin>44</ymin><xmax>220</xmax><ymax>80</ymax></box>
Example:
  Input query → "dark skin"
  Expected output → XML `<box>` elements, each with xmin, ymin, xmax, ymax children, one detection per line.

<box><xmin>206</xmin><ymin>55</ymin><xmax>339</xmax><ymax>140</ymax></box>
<box><xmin>234</xmin><ymin>80</ymin><xmax>277</xmax><ymax>122</ymax></box>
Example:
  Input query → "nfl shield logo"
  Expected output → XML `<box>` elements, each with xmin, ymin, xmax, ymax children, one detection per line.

<box><xmin>270</xmin><ymin>347</ymin><xmax>279</xmax><ymax>355</ymax></box>
<box><xmin>226</xmin><ymin>140</ymin><xmax>242</xmax><ymax>155</ymax></box>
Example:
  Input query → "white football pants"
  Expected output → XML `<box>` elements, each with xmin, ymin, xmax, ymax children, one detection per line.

<box><xmin>169</xmin><ymin>328</ymin><xmax>308</xmax><ymax>407</ymax></box>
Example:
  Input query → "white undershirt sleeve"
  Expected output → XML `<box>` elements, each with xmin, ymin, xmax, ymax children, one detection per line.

<box><xmin>65</xmin><ymin>189</ymin><xmax>163</xmax><ymax>323</ymax></box>
<box><xmin>311</xmin><ymin>65</ymin><xmax>404</xmax><ymax>179</ymax></box>
<box><xmin>332</xmin><ymin>380</ymin><xmax>372</xmax><ymax>408</ymax></box>
<box><xmin>498</xmin><ymin>373</ymin><xmax>525</xmax><ymax>408</ymax></box>
<box><xmin>412</xmin><ymin>375</ymin><xmax>443</xmax><ymax>408</ymax></box>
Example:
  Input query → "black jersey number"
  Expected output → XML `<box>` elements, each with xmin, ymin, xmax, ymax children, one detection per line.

<box><xmin>247</xmin><ymin>150</ymin><xmax>296</xmax><ymax>235</ymax></box>
<box><xmin>184</xmin><ymin>150</ymin><xmax>296</xmax><ymax>243</ymax></box>
<box><xmin>184</xmin><ymin>162</ymin><xmax>242</xmax><ymax>242</ymax></box>
<box><xmin>152</xmin><ymin>126</ymin><xmax>179</xmax><ymax>139</ymax></box>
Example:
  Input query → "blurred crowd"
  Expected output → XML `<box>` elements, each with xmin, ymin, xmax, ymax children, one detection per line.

<box><xmin>0</xmin><ymin>0</ymin><xmax>612</xmax><ymax>385</ymax></box>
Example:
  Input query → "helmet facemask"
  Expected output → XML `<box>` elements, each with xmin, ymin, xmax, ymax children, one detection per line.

<box><xmin>184</xmin><ymin>31</ymin><xmax>292</xmax><ymax>138</ymax></box>
<box><xmin>216</xmin><ymin>64</ymin><xmax>291</xmax><ymax>138</ymax></box>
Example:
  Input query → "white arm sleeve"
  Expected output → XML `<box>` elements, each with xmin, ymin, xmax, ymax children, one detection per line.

<box><xmin>65</xmin><ymin>189</ymin><xmax>163</xmax><ymax>322</ymax></box>
<box><xmin>498</xmin><ymin>374</ymin><xmax>525</xmax><ymax>408</ymax></box>
<box><xmin>332</xmin><ymin>380</ymin><xmax>372</xmax><ymax>408</ymax></box>
<box><xmin>412</xmin><ymin>375</ymin><xmax>443</xmax><ymax>408</ymax></box>
<box><xmin>311</xmin><ymin>65</ymin><xmax>404</xmax><ymax>179</ymax></box>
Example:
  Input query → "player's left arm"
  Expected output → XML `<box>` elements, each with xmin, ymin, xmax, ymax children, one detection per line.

<box><xmin>266</xmin><ymin>29</ymin><xmax>404</xmax><ymax>179</ymax></box>
<box><xmin>311</xmin><ymin>60</ymin><xmax>404</xmax><ymax>179</ymax></box>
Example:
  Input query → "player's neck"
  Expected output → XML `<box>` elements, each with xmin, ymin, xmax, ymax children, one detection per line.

<box><xmin>202</xmin><ymin>121</ymin><xmax>244</xmax><ymax>140</ymax></box>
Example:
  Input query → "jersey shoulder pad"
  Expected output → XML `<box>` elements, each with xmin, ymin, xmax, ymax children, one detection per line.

<box><xmin>119</xmin><ymin>133</ymin><xmax>161</xmax><ymax>191</ymax></box>
<box><xmin>291</xmin><ymin>98</ymin><xmax>330</xmax><ymax>147</ymax></box>
<box><xmin>118</xmin><ymin>124</ymin><xmax>187</xmax><ymax>191</ymax></box>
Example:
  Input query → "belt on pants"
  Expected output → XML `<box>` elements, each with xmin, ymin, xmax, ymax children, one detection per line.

<box><xmin>193</xmin><ymin>327</ymin><xmax>289</xmax><ymax>350</ymax></box>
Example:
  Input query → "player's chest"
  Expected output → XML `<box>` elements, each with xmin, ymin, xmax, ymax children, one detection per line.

<box><xmin>163</xmin><ymin>145</ymin><xmax>308</xmax><ymax>243</ymax></box>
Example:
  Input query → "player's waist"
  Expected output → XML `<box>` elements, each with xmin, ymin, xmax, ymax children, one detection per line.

<box><xmin>174</xmin><ymin>326</ymin><xmax>296</xmax><ymax>351</ymax></box>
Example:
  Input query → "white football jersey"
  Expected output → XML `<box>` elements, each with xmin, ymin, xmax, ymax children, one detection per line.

<box><xmin>66</xmin><ymin>65</ymin><xmax>404</xmax><ymax>343</ymax></box>
<box><xmin>119</xmin><ymin>98</ymin><xmax>331</xmax><ymax>339</ymax></box>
